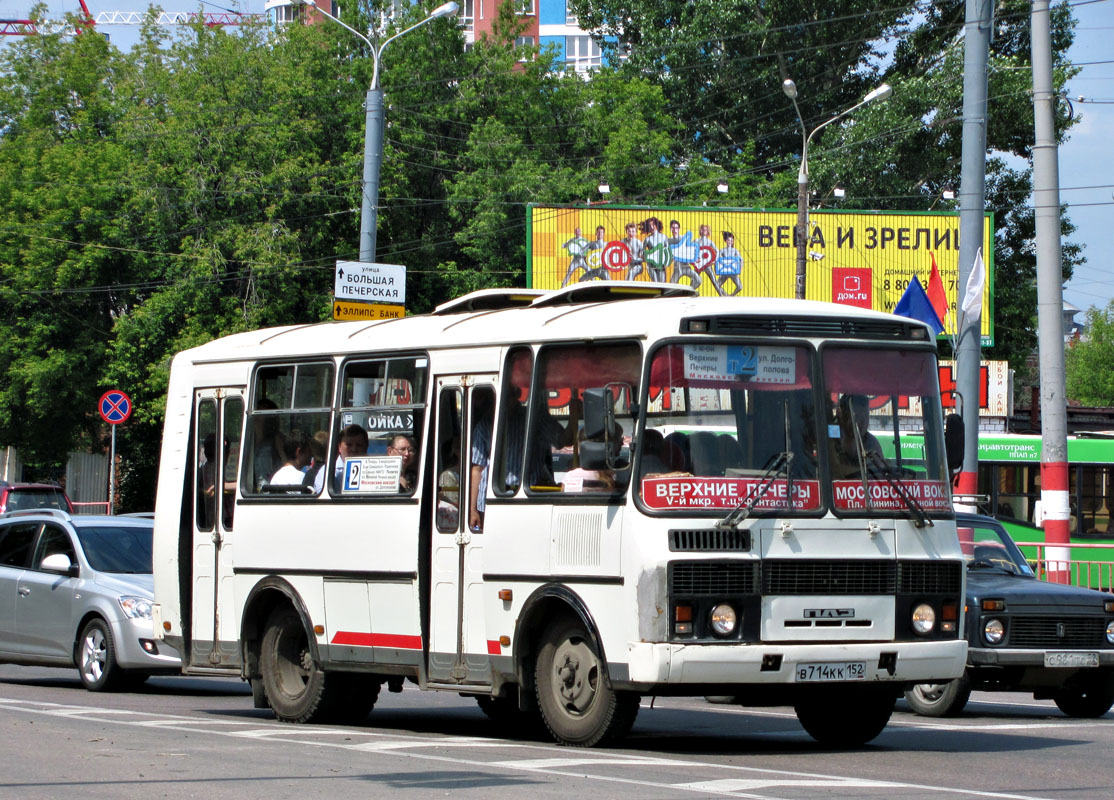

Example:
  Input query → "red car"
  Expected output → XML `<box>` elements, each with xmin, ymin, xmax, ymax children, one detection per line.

<box><xmin>0</xmin><ymin>482</ymin><xmax>74</xmax><ymax>515</ymax></box>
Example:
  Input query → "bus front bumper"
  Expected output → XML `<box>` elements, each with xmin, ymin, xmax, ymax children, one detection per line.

<box><xmin>617</xmin><ymin>640</ymin><xmax>967</xmax><ymax>689</ymax></box>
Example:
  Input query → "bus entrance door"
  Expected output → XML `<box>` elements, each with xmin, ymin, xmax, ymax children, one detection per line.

<box><xmin>190</xmin><ymin>388</ymin><xmax>245</xmax><ymax>670</ymax></box>
<box><xmin>428</xmin><ymin>376</ymin><xmax>495</xmax><ymax>685</ymax></box>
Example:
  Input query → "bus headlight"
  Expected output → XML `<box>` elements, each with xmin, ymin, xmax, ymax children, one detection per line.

<box><xmin>710</xmin><ymin>604</ymin><xmax>737</xmax><ymax>637</ymax></box>
<box><xmin>1106</xmin><ymin>621</ymin><xmax>1114</xmax><ymax>645</ymax></box>
<box><xmin>984</xmin><ymin>618</ymin><xmax>1005</xmax><ymax>645</ymax></box>
<box><xmin>912</xmin><ymin>603</ymin><xmax>936</xmax><ymax>634</ymax></box>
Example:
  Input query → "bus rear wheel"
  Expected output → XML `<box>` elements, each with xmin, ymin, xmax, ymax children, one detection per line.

<box><xmin>904</xmin><ymin>675</ymin><xmax>971</xmax><ymax>717</ymax></box>
<box><xmin>535</xmin><ymin>619</ymin><xmax>639</xmax><ymax>747</ymax></box>
<box><xmin>794</xmin><ymin>687</ymin><xmax>894</xmax><ymax>747</ymax></box>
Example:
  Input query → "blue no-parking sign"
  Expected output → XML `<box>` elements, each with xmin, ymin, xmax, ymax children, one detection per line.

<box><xmin>99</xmin><ymin>390</ymin><xmax>132</xmax><ymax>425</ymax></box>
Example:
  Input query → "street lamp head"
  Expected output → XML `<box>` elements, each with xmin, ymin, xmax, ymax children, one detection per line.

<box><xmin>430</xmin><ymin>1</ymin><xmax>460</xmax><ymax>18</ymax></box>
<box><xmin>781</xmin><ymin>79</ymin><xmax>798</xmax><ymax>100</ymax></box>
<box><xmin>863</xmin><ymin>83</ymin><xmax>892</xmax><ymax>105</ymax></box>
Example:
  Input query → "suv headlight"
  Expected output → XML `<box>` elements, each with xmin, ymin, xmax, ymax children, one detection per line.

<box><xmin>119</xmin><ymin>596</ymin><xmax>153</xmax><ymax>620</ymax></box>
<box><xmin>983</xmin><ymin>618</ymin><xmax>1005</xmax><ymax>645</ymax></box>
<box><xmin>1106</xmin><ymin>620</ymin><xmax>1114</xmax><ymax>645</ymax></box>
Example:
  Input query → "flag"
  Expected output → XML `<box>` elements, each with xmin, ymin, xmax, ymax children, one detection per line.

<box><xmin>894</xmin><ymin>275</ymin><xmax>945</xmax><ymax>335</ymax></box>
<box><xmin>926</xmin><ymin>252</ymin><xmax>948</xmax><ymax>327</ymax></box>
<box><xmin>961</xmin><ymin>248</ymin><xmax>985</xmax><ymax>321</ymax></box>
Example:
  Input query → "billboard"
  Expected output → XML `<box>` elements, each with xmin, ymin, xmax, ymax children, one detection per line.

<box><xmin>527</xmin><ymin>205</ymin><xmax>994</xmax><ymax>345</ymax></box>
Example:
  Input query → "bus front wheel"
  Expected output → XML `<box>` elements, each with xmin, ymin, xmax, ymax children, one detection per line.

<box><xmin>794</xmin><ymin>687</ymin><xmax>894</xmax><ymax>747</ymax></box>
<box><xmin>260</xmin><ymin>606</ymin><xmax>378</xmax><ymax>724</ymax></box>
<box><xmin>535</xmin><ymin>619</ymin><xmax>639</xmax><ymax>747</ymax></box>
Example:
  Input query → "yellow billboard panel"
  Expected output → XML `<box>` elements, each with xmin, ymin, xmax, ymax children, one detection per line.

<box><xmin>527</xmin><ymin>206</ymin><xmax>993</xmax><ymax>344</ymax></box>
<box><xmin>333</xmin><ymin>301</ymin><xmax>405</xmax><ymax>321</ymax></box>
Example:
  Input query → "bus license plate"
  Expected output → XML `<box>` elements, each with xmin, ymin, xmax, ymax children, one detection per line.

<box><xmin>795</xmin><ymin>661</ymin><xmax>866</xmax><ymax>682</ymax></box>
<box><xmin>1044</xmin><ymin>651</ymin><xmax>1099</xmax><ymax>668</ymax></box>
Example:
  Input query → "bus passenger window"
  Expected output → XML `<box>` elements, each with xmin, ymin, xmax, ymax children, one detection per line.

<box><xmin>244</xmin><ymin>362</ymin><xmax>334</xmax><ymax>495</ymax></box>
<box><xmin>334</xmin><ymin>356</ymin><xmax>428</xmax><ymax>497</ymax></box>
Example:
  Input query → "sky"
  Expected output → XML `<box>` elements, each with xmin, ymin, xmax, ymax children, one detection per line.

<box><xmin>3</xmin><ymin>0</ymin><xmax>1112</xmax><ymax>320</ymax></box>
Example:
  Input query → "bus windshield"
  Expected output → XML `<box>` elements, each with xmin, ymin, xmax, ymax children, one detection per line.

<box><xmin>640</xmin><ymin>341</ymin><xmax>821</xmax><ymax>514</ymax></box>
<box><xmin>638</xmin><ymin>341</ymin><xmax>951</xmax><ymax>518</ymax></box>
<box><xmin>822</xmin><ymin>346</ymin><xmax>950</xmax><ymax>518</ymax></box>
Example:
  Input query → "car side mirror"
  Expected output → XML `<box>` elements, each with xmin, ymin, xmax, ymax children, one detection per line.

<box><xmin>40</xmin><ymin>552</ymin><xmax>77</xmax><ymax>576</ymax></box>
<box><xmin>945</xmin><ymin>413</ymin><xmax>964</xmax><ymax>473</ymax></box>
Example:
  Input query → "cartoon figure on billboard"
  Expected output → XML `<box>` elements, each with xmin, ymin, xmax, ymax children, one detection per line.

<box><xmin>622</xmin><ymin>221</ymin><xmax>644</xmax><ymax>280</ymax></box>
<box><xmin>715</xmin><ymin>230</ymin><xmax>743</xmax><ymax>296</ymax></box>
<box><xmin>580</xmin><ymin>225</ymin><xmax>611</xmax><ymax>282</ymax></box>
<box><xmin>695</xmin><ymin>223</ymin><xmax>720</xmax><ymax>294</ymax></box>
<box><xmin>668</xmin><ymin>219</ymin><xmax>703</xmax><ymax>290</ymax></box>
<box><xmin>641</xmin><ymin>217</ymin><xmax>671</xmax><ymax>282</ymax></box>
<box><xmin>561</xmin><ymin>227</ymin><xmax>591</xmax><ymax>287</ymax></box>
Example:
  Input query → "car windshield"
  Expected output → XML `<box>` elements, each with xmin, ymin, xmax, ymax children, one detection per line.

<box><xmin>959</xmin><ymin>521</ymin><xmax>1034</xmax><ymax>577</ymax></box>
<box><xmin>74</xmin><ymin>525</ymin><xmax>153</xmax><ymax>574</ymax></box>
<box><xmin>6</xmin><ymin>489</ymin><xmax>68</xmax><ymax>511</ymax></box>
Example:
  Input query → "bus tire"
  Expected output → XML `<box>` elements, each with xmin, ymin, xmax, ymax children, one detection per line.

<box><xmin>534</xmin><ymin>619</ymin><xmax>639</xmax><ymax>747</ymax></box>
<box><xmin>1053</xmin><ymin>673</ymin><xmax>1114</xmax><ymax>718</ymax></box>
<box><xmin>794</xmin><ymin>687</ymin><xmax>894</xmax><ymax>747</ymax></box>
<box><xmin>903</xmin><ymin>675</ymin><xmax>971</xmax><ymax>717</ymax></box>
<box><xmin>260</xmin><ymin>606</ymin><xmax>334</xmax><ymax>724</ymax></box>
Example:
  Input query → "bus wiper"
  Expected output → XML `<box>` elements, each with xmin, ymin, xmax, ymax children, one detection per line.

<box><xmin>866</xmin><ymin>451</ymin><xmax>931</xmax><ymax>528</ymax></box>
<box><xmin>717</xmin><ymin>451</ymin><xmax>794</xmax><ymax>530</ymax></box>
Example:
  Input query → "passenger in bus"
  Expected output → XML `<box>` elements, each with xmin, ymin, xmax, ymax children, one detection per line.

<box><xmin>198</xmin><ymin>433</ymin><xmax>218</xmax><ymax>528</ymax></box>
<box><xmin>251</xmin><ymin>399</ymin><xmax>285</xmax><ymax>491</ymax></box>
<box><xmin>269</xmin><ymin>429</ymin><xmax>313</xmax><ymax>485</ymax></box>
<box><xmin>469</xmin><ymin>393</ymin><xmax>495</xmax><ymax>532</ymax></box>
<box><xmin>437</xmin><ymin>437</ymin><xmax>461</xmax><ymax>529</ymax></box>
<box><xmin>637</xmin><ymin>429</ymin><xmax>672</xmax><ymax>478</ymax></box>
<box><xmin>318</xmin><ymin>424</ymin><xmax>368</xmax><ymax>493</ymax></box>
<box><xmin>389</xmin><ymin>434</ymin><xmax>419</xmax><ymax>492</ymax></box>
<box><xmin>831</xmin><ymin>394</ymin><xmax>883</xmax><ymax>478</ymax></box>
<box><xmin>302</xmin><ymin>431</ymin><xmax>329</xmax><ymax>491</ymax></box>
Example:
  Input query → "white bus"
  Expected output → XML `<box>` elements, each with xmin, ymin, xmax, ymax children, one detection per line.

<box><xmin>151</xmin><ymin>282</ymin><xmax>966</xmax><ymax>747</ymax></box>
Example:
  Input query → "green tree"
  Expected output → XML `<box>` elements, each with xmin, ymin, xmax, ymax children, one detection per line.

<box><xmin>1066</xmin><ymin>303</ymin><xmax>1114</xmax><ymax>406</ymax></box>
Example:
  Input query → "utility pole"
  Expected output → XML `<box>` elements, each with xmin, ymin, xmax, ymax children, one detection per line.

<box><xmin>1031</xmin><ymin>0</ymin><xmax>1071</xmax><ymax>582</ymax></box>
<box><xmin>954</xmin><ymin>0</ymin><xmax>991</xmax><ymax>512</ymax></box>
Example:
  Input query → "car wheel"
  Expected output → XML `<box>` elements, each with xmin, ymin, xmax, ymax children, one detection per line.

<box><xmin>534</xmin><ymin>618</ymin><xmax>639</xmax><ymax>747</ymax></box>
<box><xmin>794</xmin><ymin>687</ymin><xmax>894</xmax><ymax>747</ymax></box>
<box><xmin>78</xmin><ymin>618</ymin><xmax>125</xmax><ymax>692</ymax></box>
<box><xmin>1053</xmin><ymin>674</ymin><xmax>1114</xmax><ymax>718</ymax></box>
<box><xmin>904</xmin><ymin>674</ymin><xmax>972</xmax><ymax>717</ymax></box>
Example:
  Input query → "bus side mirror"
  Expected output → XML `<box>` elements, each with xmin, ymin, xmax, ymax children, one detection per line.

<box><xmin>582</xmin><ymin>387</ymin><xmax>611</xmax><ymax>440</ymax></box>
<box><xmin>945</xmin><ymin>413</ymin><xmax>964</xmax><ymax>472</ymax></box>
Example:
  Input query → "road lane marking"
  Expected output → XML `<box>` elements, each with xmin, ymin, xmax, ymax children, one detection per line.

<box><xmin>0</xmin><ymin>695</ymin><xmax>1069</xmax><ymax>800</ymax></box>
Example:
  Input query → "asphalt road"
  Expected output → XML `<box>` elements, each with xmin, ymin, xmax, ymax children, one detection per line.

<box><xmin>1</xmin><ymin>664</ymin><xmax>1111</xmax><ymax>799</ymax></box>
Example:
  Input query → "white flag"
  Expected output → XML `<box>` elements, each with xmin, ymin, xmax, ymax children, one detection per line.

<box><xmin>961</xmin><ymin>247</ymin><xmax>985</xmax><ymax>321</ymax></box>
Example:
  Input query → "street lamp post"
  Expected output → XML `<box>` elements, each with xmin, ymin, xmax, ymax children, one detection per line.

<box><xmin>307</xmin><ymin>0</ymin><xmax>459</xmax><ymax>262</ymax></box>
<box><xmin>782</xmin><ymin>79</ymin><xmax>892</xmax><ymax>299</ymax></box>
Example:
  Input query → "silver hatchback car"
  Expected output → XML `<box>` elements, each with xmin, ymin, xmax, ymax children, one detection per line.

<box><xmin>0</xmin><ymin>509</ymin><xmax>180</xmax><ymax>690</ymax></box>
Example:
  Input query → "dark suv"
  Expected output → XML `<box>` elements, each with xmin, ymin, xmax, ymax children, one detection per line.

<box><xmin>0</xmin><ymin>481</ymin><xmax>74</xmax><ymax>515</ymax></box>
<box><xmin>905</xmin><ymin>513</ymin><xmax>1114</xmax><ymax>717</ymax></box>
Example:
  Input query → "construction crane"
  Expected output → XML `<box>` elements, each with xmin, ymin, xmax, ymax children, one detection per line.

<box><xmin>1</xmin><ymin>1</ymin><xmax>264</xmax><ymax>35</ymax></box>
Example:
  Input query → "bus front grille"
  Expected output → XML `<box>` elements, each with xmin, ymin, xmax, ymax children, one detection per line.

<box><xmin>763</xmin><ymin>560</ymin><xmax>896</xmax><ymax>595</ymax></box>
<box><xmin>898</xmin><ymin>560</ymin><xmax>963</xmax><ymax>594</ymax></box>
<box><xmin>669</xmin><ymin>528</ymin><xmax>750</xmax><ymax>552</ymax></box>
<box><xmin>670</xmin><ymin>561</ymin><xmax>759</xmax><ymax>595</ymax></box>
<box><xmin>1007</xmin><ymin>616</ymin><xmax>1108</xmax><ymax>648</ymax></box>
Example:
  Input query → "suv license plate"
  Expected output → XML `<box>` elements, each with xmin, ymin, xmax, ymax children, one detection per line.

<box><xmin>795</xmin><ymin>661</ymin><xmax>866</xmax><ymax>682</ymax></box>
<box><xmin>1044</xmin><ymin>651</ymin><xmax>1099</xmax><ymax>668</ymax></box>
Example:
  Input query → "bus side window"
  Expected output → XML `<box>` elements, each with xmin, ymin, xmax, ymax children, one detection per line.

<box><xmin>335</xmin><ymin>355</ymin><xmax>428</xmax><ymax>496</ymax></box>
<box><xmin>494</xmin><ymin>347</ymin><xmax>533</xmax><ymax>496</ymax></box>
<box><xmin>244</xmin><ymin>362</ymin><xmax>334</xmax><ymax>495</ymax></box>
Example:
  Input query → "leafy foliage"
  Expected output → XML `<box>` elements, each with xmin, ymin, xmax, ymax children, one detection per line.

<box><xmin>1067</xmin><ymin>303</ymin><xmax>1114</xmax><ymax>406</ymax></box>
<box><xmin>0</xmin><ymin>1</ymin><xmax>1089</xmax><ymax>507</ymax></box>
